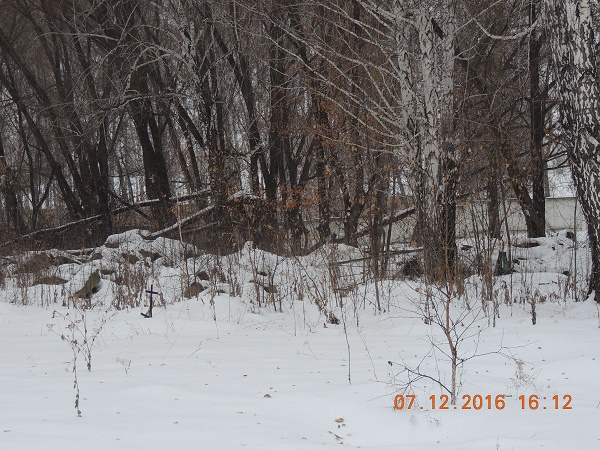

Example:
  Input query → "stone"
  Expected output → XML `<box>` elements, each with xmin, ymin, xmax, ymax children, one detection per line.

<box><xmin>183</xmin><ymin>281</ymin><xmax>205</xmax><ymax>298</ymax></box>
<box><xmin>196</xmin><ymin>270</ymin><xmax>210</xmax><ymax>281</ymax></box>
<box><xmin>140</xmin><ymin>249</ymin><xmax>161</xmax><ymax>262</ymax></box>
<box><xmin>73</xmin><ymin>270</ymin><xmax>101</xmax><ymax>298</ymax></box>
<box><xmin>121</xmin><ymin>253</ymin><xmax>140</xmax><ymax>264</ymax></box>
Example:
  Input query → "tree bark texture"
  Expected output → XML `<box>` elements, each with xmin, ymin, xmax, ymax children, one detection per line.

<box><xmin>546</xmin><ymin>0</ymin><xmax>600</xmax><ymax>299</ymax></box>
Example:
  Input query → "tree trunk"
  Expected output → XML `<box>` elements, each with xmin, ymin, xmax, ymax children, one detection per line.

<box><xmin>529</xmin><ymin>0</ymin><xmax>546</xmax><ymax>238</ymax></box>
<box><xmin>415</xmin><ymin>3</ymin><xmax>458</xmax><ymax>282</ymax></box>
<box><xmin>0</xmin><ymin>137</ymin><xmax>26</xmax><ymax>234</ymax></box>
<box><xmin>546</xmin><ymin>0</ymin><xmax>600</xmax><ymax>300</ymax></box>
<box><xmin>487</xmin><ymin>150</ymin><xmax>501</xmax><ymax>239</ymax></box>
<box><xmin>129</xmin><ymin>92</ymin><xmax>174</xmax><ymax>229</ymax></box>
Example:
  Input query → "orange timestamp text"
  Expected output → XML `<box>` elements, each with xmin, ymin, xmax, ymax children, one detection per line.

<box><xmin>393</xmin><ymin>394</ymin><xmax>572</xmax><ymax>410</ymax></box>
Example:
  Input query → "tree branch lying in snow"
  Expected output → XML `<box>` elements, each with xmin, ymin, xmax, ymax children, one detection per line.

<box><xmin>147</xmin><ymin>204</ymin><xmax>216</xmax><ymax>239</ymax></box>
<box><xmin>0</xmin><ymin>189</ymin><xmax>213</xmax><ymax>247</ymax></box>
<box><xmin>354</xmin><ymin>207</ymin><xmax>416</xmax><ymax>240</ymax></box>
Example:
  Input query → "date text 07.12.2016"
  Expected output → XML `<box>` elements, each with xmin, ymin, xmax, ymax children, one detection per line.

<box><xmin>393</xmin><ymin>394</ymin><xmax>572</xmax><ymax>410</ymax></box>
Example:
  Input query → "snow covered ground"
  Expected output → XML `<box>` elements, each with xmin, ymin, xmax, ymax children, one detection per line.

<box><xmin>1</xmin><ymin>231</ymin><xmax>599</xmax><ymax>449</ymax></box>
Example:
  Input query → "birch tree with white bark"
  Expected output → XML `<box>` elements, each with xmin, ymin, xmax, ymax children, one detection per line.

<box><xmin>545</xmin><ymin>0</ymin><xmax>600</xmax><ymax>300</ymax></box>
<box><xmin>362</xmin><ymin>0</ymin><xmax>459</xmax><ymax>281</ymax></box>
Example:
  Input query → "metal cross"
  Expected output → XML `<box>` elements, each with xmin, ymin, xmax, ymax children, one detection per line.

<box><xmin>142</xmin><ymin>284</ymin><xmax>159</xmax><ymax>318</ymax></box>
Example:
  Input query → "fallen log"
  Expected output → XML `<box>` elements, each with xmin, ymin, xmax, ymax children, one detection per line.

<box><xmin>147</xmin><ymin>204</ymin><xmax>216</xmax><ymax>239</ymax></box>
<box><xmin>0</xmin><ymin>190</ymin><xmax>214</xmax><ymax>247</ymax></box>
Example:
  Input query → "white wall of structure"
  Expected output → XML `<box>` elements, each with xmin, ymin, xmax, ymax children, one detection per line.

<box><xmin>345</xmin><ymin>197</ymin><xmax>587</xmax><ymax>246</ymax></box>
<box><xmin>454</xmin><ymin>197</ymin><xmax>586</xmax><ymax>239</ymax></box>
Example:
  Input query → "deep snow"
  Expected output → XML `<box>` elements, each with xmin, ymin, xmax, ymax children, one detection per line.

<box><xmin>1</xmin><ymin>231</ymin><xmax>599</xmax><ymax>449</ymax></box>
